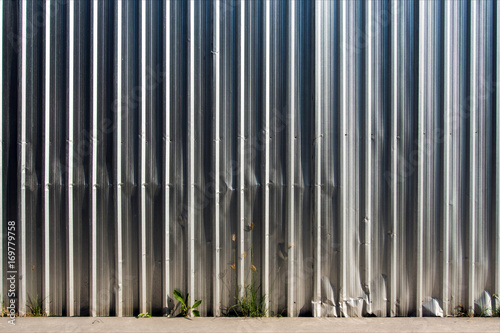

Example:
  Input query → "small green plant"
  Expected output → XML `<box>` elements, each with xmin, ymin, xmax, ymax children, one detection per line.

<box><xmin>1</xmin><ymin>302</ymin><xmax>8</xmax><ymax>317</ymax></box>
<box><xmin>27</xmin><ymin>295</ymin><xmax>46</xmax><ymax>317</ymax></box>
<box><xmin>493</xmin><ymin>305</ymin><xmax>500</xmax><ymax>317</ymax></box>
<box><xmin>137</xmin><ymin>312</ymin><xmax>152</xmax><ymax>318</ymax></box>
<box><xmin>477</xmin><ymin>306</ymin><xmax>491</xmax><ymax>317</ymax></box>
<box><xmin>227</xmin><ymin>283</ymin><xmax>267</xmax><ymax>317</ymax></box>
<box><xmin>173</xmin><ymin>289</ymin><xmax>202</xmax><ymax>317</ymax></box>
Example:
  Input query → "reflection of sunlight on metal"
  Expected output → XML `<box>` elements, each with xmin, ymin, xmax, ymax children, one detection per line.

<box><xmin>6</xmin><ymin>0</ymin><xmax>500</xmax><ymax>318</ymax></box>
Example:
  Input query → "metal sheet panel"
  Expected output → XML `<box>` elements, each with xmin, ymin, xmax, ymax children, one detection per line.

<box><xmin>0</xmin><ymin>0</ymin><xmax>499</xmax><ymax>317</ymax></box>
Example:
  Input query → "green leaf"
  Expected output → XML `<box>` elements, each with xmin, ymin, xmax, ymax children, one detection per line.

<box><xmin>173</xmin><ymin>289</ymin><xmax>185</xmax><ymax>306</ymax></box>
<box><xmin>192</xmin><ymin>310</ymin><xmax>200</xmax><ymax>317</ymax></box>
<box><xmin>186</xmin><ymin>293</ymin><xmax>189</xmax><ymax>306</ymax></box>
<box><xmin>192</xmin><ymin>300</ymin><xmax>202</xmax><ymax>309</ymax></box>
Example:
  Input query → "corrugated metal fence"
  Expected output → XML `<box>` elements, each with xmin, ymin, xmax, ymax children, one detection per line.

<box><xmin>0</xmin><ymin>0</ymin><xmax>499</xmax><ymax>318</ymax></box>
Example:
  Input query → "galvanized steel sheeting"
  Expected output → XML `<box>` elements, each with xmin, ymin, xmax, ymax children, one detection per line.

<box><xmin>0</xmin><ymin>0</ymin><xmax>499</xmax><ymax>317</ymax></box>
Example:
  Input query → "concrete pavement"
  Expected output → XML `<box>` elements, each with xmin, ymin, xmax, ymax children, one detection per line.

<box><xmin>1</xmin><ymin>317</ymin><xmax>499</xmax><ymax>332</ymax></box>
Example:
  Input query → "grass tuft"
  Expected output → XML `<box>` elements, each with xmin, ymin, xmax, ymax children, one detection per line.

<box><xmin>26</xmin><ymin>295</ymin><xmax>46</xmax><ymax>317</ymax></box>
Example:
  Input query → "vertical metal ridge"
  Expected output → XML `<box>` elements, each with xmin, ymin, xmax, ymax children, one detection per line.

<box><xmin>287</xmin><ymin>0</ymin><xmax>296</xmax><ymax>318</ymax></box>
<box><xmin>313</xmin><ymin>0</ymin><xmax>322</xmax><ymax>318</ymax></box>
<box><xmin>263</xmin><ymin>0</ymin><xmax>271</xmax><ymax>316</ymax></box>
<box><xmin>389</xmin><ymin>0</ymin><xmax>398</xmax><ymax>318</ymax></box>
<box><xmin>188</xmin><ymin>0</ymin><xmax>196</xmax><ymax>303</ymax></box>
<box><xmin>237</xmin><ymin>0</ymin><xmax>245</xmax><ymax>298</ymax></box>
<box><xmin>115</xmin><ymin>0</ymin><xmax>123</xmax><ymax>317</ymax></box>
<box><xmin>67</xmin><ymin>0</ymin><xmax>75</xmax><ymax>317</ymax></box>
<box><xmin>212</xmin><ymin>0</ymin><xmax>221</xmax><ymax>317</ymax></box>
<box><xmin>90</xmin><ymin>0</ymin><xmax>98</xmax><ymax>317</ymax></box>
<box><xmin>0</xmin><ymin>0</ymin><xmax>3</xmax><ymax>309</ymax></box>
<box><xmin>469</xmin><ymin>0</ymin><xmax>477</xmax><ymax>317</ymax></box>
<box><xmin>139</xmin><ymin>0</ymin><xmax>147</xmax><ymax>315</ymax></box>
<box><xmin>496</xmin><ymin>0</ymin><xmax>500</xmax><ymax>303</ymax></box>
<box><xmin>416</xmin><ymin>0</ymin><xmax>425</xmax><ymax>318</ymax></box>
<box><xmin>43</xmin><ymin>0</ymin><xmax>51</xmax><ymax>317</ymax></box>
<box><xmin>442</xmin><ymin>0</ymin><xmax>452</xmax><ymax>317</ymax></box>
<box><xmin>365</xmin><ymin>0</ymin><xmax>373</xmax><ymax>314</ymax></box>
<box><xmin>339</xmin><ymin>0</ymin><xmax>348</xmax><ymax>317</ymax></box>
<box><xmin>163</xmin><ymin>0</ymin><xmax>171</xmax><ymax>316</ymax></box>
<box><xmin>19</xmin><ymin>0</ymin><xmax>28</xmax><ymax>317</ymax></box>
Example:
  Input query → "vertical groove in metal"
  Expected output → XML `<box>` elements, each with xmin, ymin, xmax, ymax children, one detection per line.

<box><xmin>43</xmin><ymin>0</ymin><xmax>51</xmax><ymax>317</ymax></box>
<box><xmin>416</xmin><ymin>0</ymin><xmax>425</xmax><ymax>318</ymax></box>
<box><xmin>364</xmin><ymin>0</ymin><xmax>373</xmax><ymax>316</ymax></box>
<box><xmin>67</xmin><ymin>0</ymin><xmax>75</xmax><ymax>317</ymax></box>
<box><xmin>139</xmin><ymin>0</ymin><xmax>147</xmax><ymax>315</ymax></box>
<box><xmin>163</xmin><ymin>0</ymin><xmax>171</xmax><ymax>316</ymax></box>
<box><xmin>237</xmin><ymin>0</ymin><xmax>245</xmax><ymax>298</ymax></box>
<box><xmin>442</xmin><ymin>0</ymin><xmax>451</xmax><ymax>318</ymax></box>
<box><xmin>263</xmin><ymin>0</ymin><xmax>271</xmax><ymax>316</ymax></box>
<box><xmin>90</xmin><ymin>0</ymin><xmax>98</xmax><ymax>317</ymax></box>
<box><xmin>115</xmin><ymin>0</ymin><xmax>123</xmax><ymax>318</ymax></box>
<box><xmin>287</xmin><ymin>0</ymin><xmax>296</xmax><ymax>318</ymax></box>
<box><xmin>469</xmin><ymin>0</ymin><xmax>477</xmax><ymax>317</ymax></box>
<box><xmin>19</xmin><ymin>0</ymin><xmax>28</xmax><ymax>317</ymax></box>
<box><xmin>212</xmin><ymin>0</ymin><xmax>221</xmax><ymax>317</ymax></box>
<box><xmin>313</xmin><ymin>0</ymin><xmax>322</xmax><ymax>318</ymax></box>
<box><xmin>0</xmin><ymin>0</ymin><xmax>3</xmax><ymax>310</ymax></box>
<box><xmin>496</xmin><ymin>0</ymin><xmax>500</xmax><ymax>303</ymax></box>
<box><xmin>187</xmin><ymin>0</ymin><xmax>196</xmax><ymax>304</ymax></box>
<box><xmin>389</xmin><ymin>0</ymin><xmax>398</xmax><ymax>318</ymax></box>
<box><xmin>339</xmin><ymin>0</ymin><xmax>348</xmax><ymax>317</ymax></box>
